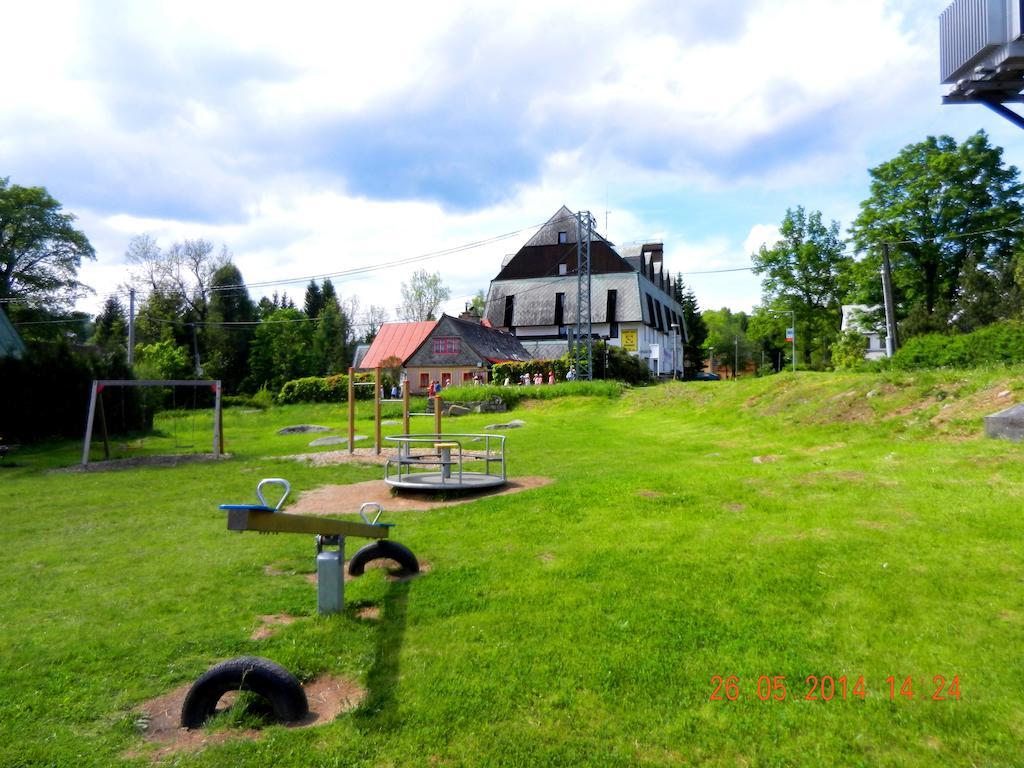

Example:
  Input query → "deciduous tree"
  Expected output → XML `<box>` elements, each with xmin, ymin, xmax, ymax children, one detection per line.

<box><xmin>752</xmin><ymin>206</ymin><xmax>853</xmax><ymax>366</ymax></box>
<box><xmin>850</xmin><ymin>131</ymin><xmax>1024</xmax><ymax>336</ymax></box>
<box><xmin>396</xmin><ymin>269</ymin><xmax>450</xmax><ymax>321</ymax></box>
<box><xmin>0</xmin><ymin>177</ymin><xmax>95</xmax><ymax>312</ymax></box>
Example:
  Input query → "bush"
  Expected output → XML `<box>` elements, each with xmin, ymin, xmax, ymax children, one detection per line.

<box><xmin>832</xmin><ymin>331</ymin><xmax>869</xmax><ymax>370</ymax></box>
<box><xmin>442</xmin><ymin>380</ymin><xmax>623</xmax><ymax>408</ymax></box>
<box><xmin>891</xmin><ymin>321</ymin><xmax>1024</xmax><ymax>370</ymax></box>
<box><xmin>277</xmin><ymin>373</ymin><xmax>381</xmax><ymax>404</ymax></box>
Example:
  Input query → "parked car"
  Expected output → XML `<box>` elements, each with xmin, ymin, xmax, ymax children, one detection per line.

<box><xmin>693</xmin><ymin>371</ymin><xmax>721</xmax><ymax>381</ymax></box>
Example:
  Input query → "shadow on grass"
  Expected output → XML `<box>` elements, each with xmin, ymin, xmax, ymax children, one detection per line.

<box><xmin>354</xmin><ymin>580</ymin><xmax>410</xmax><ymax>730</ymax></box>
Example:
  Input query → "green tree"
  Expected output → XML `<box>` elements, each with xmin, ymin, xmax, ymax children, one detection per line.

<box><xmin>752</xmin><ymin>206</ymin><xmax>853</xmax><ymax>366</ymax></box>
<box><xmin>205</xmin><ymin>263</ymin><xmax>257</xmax><ymax>393</ymax></box>
<box><xmin>304</xmin><ymin>280</ymin><xmax>324</xmax><ymax>319</ymax></box>
<box><xmin>246</xmin><ymin>307</ymin><xmax>315</xmax><ymax>393</ymax></box>
<box><xmin>396</xmin><ymin>269</ymin><xmax>450</xmax><ymax>321</ymax></box>
<box><xmin>470</xmin><ymin>289</ymin><xmax>486</xmax><ymax>314</ymax></box>
<box><xmin>702</xmin><ymin>308</ymin><xmax>749</xmax><ymax>378</ymax></box>
<box><xmin>312</xmin><ymin>299</ymin><xmax>350</xmax><ymax>375</ymax></box>
<box><xmin>134</xmin><ymin>339</ymin><xmax>193</xmax><ymax>380</ymax></box>
<box><xmin>832</xmin><ymin>330</ymin><xmax>869</xmax><ymax>370</ymax></box>
<box><xmin>677</xmin><ymin>280</ymin><xmax>708</xmax><ymax>378</ymax></box>
<box><xmin>850</xmin><ymin>131</ymin><xmax>1024</xmax><ymax>337</ymax></box>
<box><xmin>91</xmin><ymin>297</ymin><xmax>128</xmax><ymax>362</ymax></box>
<box><xmin>0</xmin><ymin>177</ymin><xmax>95</xmax><ymax>312</ymax></box>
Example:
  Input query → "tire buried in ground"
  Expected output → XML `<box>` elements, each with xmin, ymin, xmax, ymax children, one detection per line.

<box><xmin>347</xmin><ymin>540</ymin><xmax>420</xmax><ymax>577</ymax></box>
<box><xmin>180</xmin><ymin>656</ymin><xmax>308</xmax><ymax>729</ymax></box>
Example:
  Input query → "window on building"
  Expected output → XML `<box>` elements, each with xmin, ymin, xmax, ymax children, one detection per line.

<box><xmin>419</xmin><ymin>372</ymin><xmax>429</xmax><ymax>390</ymax></box>
<box><xmin>654</xmin><ymin>300</ymin><xmax>665</xmax><ymax>331</ymax></box>
<box><xmin>441</xmin><ymin>372</ymin><xmax>452</xmax><ymax>387</ymax></box>
<box><xmin>559</xmin><ymin>263</ymin><xmax>567</xmax><ymax>275</ymax></box>
<box><xmin>504</xmin><ymin>295</ymin><xmax>515</xmax><ymax>328</ymax></box>
<box><xmin>433</xmin><ymin>337</ymin><xmax>460</xmax><ymax>354</ymax></box>
<box><xmin>558</xmin><ymin>231</ymin><xmax>568</xmax><ymax>244</ymax></box>
<box><xmin>554</xmin><ymin>292</ymin><xmax>565</xmax><ymax>326</ymax></box>
<box><xmin>645</xmin><ymin>294</ymin><xmax>656</xmax><ymax>327</ymax></box>
<box><xmin>463</xmin><ymin>371</ymin><xmax>474</xmax><ymax>382</ymax></box>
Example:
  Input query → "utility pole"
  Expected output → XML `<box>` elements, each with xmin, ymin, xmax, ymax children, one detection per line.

<box><xmin>881</xmin><ymin>242</ymin><xmax>899</xmax><ymax>357</ymax></box>
<box><xmin>190</xmin><ymin>323</ymin><xmax>202</xmax><ymax>377</ymax></box>
<box><xmin>734</xmin><ymin>336</ymin><xmax>739</xmax><ymax>379</ymax></box>
<box><xmin>127</xmin><ymin>288</ymin><xmax>136</xmax><ymax>366</ymax></box>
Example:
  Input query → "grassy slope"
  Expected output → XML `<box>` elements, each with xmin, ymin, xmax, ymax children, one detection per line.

<box><xmin>2</xmin><ymin>370</ymin><xmax>1024</xmax><ymax>766</ymax></box>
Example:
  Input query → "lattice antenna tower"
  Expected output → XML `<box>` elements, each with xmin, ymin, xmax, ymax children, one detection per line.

<box><xmin>574</xmin><ymin>210</ymin><xmax>595</xmax><ymax>381</ymax></box>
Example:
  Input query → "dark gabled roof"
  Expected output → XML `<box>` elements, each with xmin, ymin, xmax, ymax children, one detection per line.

<box><xmin>429</xmin><ymin>314</ymin><xmax>532</xmax><ymax>363</ymax></box>
<box><xmin>522</xmin><ymin>205</ymin><xmax>613</xmax><ymax>248</ymax></box>
<box><xmin>494</xmin><ymin>206</ymin><xmax>633</xmax><ymax>281</ymax></box>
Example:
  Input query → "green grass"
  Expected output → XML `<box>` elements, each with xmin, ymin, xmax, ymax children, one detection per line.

<box><xmin>3</xmin><ymin>370</ymin><xmax>1024</xmax><ymax>766</ymax></box>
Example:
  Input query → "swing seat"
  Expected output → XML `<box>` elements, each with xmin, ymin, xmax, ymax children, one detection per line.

<box><xmin>219</xmin><ymin>503</ymin><xmax>277</xmax><ymax>512</ymax></box>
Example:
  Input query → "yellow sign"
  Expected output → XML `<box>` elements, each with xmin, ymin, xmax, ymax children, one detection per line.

<box><xmin>622</xmin><ymin>329</ymin><xmax>638</xmax><ymax>352</ymax></box>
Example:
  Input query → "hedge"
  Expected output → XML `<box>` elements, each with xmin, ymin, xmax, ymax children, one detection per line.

<box><xmin>891</xmin><ymin>320</ymin><xmax>1024</xmax><ymax>370</ymax></box>
<box><xmin>277</xmin><ymin>372</ymin><xmax>394</xmax><ymax>404</ymax></box>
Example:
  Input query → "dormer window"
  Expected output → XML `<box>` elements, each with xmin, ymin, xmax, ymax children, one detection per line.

<box><xmin>558</xmin><ymin>231</ymin><xmax>568</xmax><ymax>244</ymax></box>
<box><xmin>433</xmin><ymin>337</ymin><xmax>460</xmax><ymax>354</ymax></box>
<box><xmin>559</xmin><ymin>263</ymin><xmax>567</xmax><ymax>275</ymax></box>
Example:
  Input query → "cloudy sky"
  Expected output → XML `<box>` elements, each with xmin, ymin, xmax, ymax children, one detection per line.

<box><xmin>5</xmin><ymin>0</ymin><xmax>1022</xmax><ymax>323</ymax></box>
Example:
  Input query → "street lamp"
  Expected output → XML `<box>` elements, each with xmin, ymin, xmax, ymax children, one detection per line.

<box><xmin>670</xmin><ymin>323</ymin><xmax>680</xmax><ymax>380</ymax></box>
<box><xmin>768</xmin><ymin>309</ymin><xmax>796</xmax><ymax>373</ymax></box>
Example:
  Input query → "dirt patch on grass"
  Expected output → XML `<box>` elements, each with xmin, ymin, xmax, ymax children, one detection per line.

<box><xmin>752</xmin><ymin>455</ymin><xmax>781</xmax><ymax>464</ymax></box>
<box><xmin>637</xmin><ymin>490</ymin><xmax>664</xmax><ymax>499</ymax></box>
<box><xmin>286</xmin><ymin>448</ymin><xmax>396</xmax><ymax>467</ymax></box>
<box><xmin>929</xmin><ymin>383</ymin><xmax>1017</xmax><ymax>430</ymax></box>
<box><xmin>855</xmin><ymin>519</ymin><xmax>890</xmax><ymax>531</ymax></box>
<box><xmin>355</xmin><ymin>605</ymin><xmax>381</xmax><ymax>621</ymax></box>
<box><xmin>288</xmin><ymin>476</ymin><xmax>553</xmax><ymax>514</ymax></box>
<box><xmin>54</xmin><ymin>453</ymin><xmax>230</xmax><ymax>473</ymax></box>
<box><xmin>250</xmin><ymin>614</ymin><xmax>298</xmax><ymax>640</ymax></box>
<box><xmin>725</xmin><ymin>503</ymin><xmax>746</xmax><ymax>512</ymax></box>
<box><xmin>128</xmin><ymin>673</ymin><xmax>365</xmax><ymax>761</ymax></box>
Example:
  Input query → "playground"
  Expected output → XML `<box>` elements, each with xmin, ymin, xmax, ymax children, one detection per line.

<box><xmin>3</xmin><ymin>369</ymin><xmax>1024</xmax><ymax>766</ymax></box>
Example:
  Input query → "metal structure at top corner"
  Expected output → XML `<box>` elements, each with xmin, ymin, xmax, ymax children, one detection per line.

<box><xmin>573</xmin><ymin>210</ymin><xmax>595</xmax><ymax>381</ymax></box>
<box><xmin>941</xmin><ymin>0</ymin><xmax>1024</xmax><ymax>129</ymax></box>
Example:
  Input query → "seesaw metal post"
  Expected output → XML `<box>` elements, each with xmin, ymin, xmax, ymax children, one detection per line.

<box><xmin>316</xmin><ymin>535</ymin><xmax>345</xmax><ymax>615</ymax></box>
<box><xmin>225</xmin><ymin>509</ymin><xmax>390</xmax><ymax>616</ymax></box>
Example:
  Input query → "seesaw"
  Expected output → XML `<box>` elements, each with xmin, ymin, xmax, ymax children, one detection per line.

<box><xmin>221</xmin><ymin>478</ymin><xmax>419</xmax><ymax>614</ymax></box>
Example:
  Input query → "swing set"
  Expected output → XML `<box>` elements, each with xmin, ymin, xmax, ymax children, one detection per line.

<box><xmin>81</xmin><ymin>379</ymin><xmax>224</xmax><ymax>466</ymax></box>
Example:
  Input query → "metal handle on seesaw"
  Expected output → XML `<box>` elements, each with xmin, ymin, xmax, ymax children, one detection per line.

<box><xmin>256</xmin><ymin>478</ymin><xmax>291</xmax><ymax>511</ymax></box>
<box><xmin>358</xmin><ymin>502</ymin><xmax>383</xmax><ymax>525</ymax></box>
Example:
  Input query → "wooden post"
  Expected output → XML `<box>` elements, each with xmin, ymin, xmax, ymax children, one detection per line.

<box><xmin>213</xmin><ymin>381</ymin><xmax>223</xmax><ymax>457</ymax></box>
<box><xmin>375</xmin><ymin>366</ymin><xmax>382</xmax><ymax>456</ymax></box>
<box><xmin>97</xmin><ymin>388</ymin><xmax>111</xmax><ymax>459</ymax></box>
<box><xmin>434</xmin><ymin>394</ymin><xmax>443</xmax><ymax>435</ymax></box>
<box><xmin>81</xmin><ymin>380</ymin><xmax>99</xmax><ymax>466</ymax></box>
<box><xmin>348</xmin><ymin>367</ymin><xmax>355</xmax><ymax>455</ymax></box>
<box><xmin>402</xmin><ymin>379</ymin><xmax>410</xmax><ymax>435</ymax></box>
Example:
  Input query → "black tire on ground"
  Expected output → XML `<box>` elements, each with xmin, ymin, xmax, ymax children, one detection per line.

<box><xmin>347</xmin><ymin>540</ymin><xmax>420</xmax><ymax>577</ymax></box>
<box><xmin>180</xmin><ymin>656</ymin><xmax>308</xmax><ymax>729</ymax></box>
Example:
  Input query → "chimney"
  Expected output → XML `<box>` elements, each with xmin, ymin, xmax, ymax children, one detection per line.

<box><xmin>459</xmin><ymin>303</ymin><xmax>483</xmax><ymax>324</ymax></box>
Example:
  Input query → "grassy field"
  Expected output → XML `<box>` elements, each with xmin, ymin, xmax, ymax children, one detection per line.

<box><xmin>2</xmin><ymin>370</ymin><xmax>1024</xmax><ymax>766</ymax></box>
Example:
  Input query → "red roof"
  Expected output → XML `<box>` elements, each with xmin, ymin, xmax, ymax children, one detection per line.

<box><xmin>360</xmin><ymin>321</ymin><xmax>436</xmax><ymax>369</ymax></box>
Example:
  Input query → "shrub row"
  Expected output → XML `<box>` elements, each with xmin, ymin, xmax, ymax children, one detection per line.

<box><xmin>891</xmin><ymin>320</ymin><xmax>1024</xmax><ymax>370</ymax></box>
<box><xmin>441</xmin><ymin>380</ymin><xmax>623</xmax><ymax>408</ymax></box>
<box><xmin>277</xmin><ymin>373</ymin><xmax>385</xmax><ymax>404</ymax></box>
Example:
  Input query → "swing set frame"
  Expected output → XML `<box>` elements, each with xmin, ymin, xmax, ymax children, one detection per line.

<box><xmin>81</xmin><ymin>379</ymin><xmax>223</xmax><ymax>466</ymax></box>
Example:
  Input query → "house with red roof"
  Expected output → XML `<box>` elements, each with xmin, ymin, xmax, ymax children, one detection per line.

<box><xmin>359</xmin><ymin>311</ymin><xmax>532</xmax><ymax>394</ymax></box>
